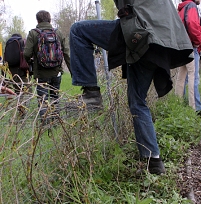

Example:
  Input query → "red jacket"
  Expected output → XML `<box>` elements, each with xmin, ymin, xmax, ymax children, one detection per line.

<box><xmin>178</xmin><ymin>0</ymin><xmax>201</xmax><ymax>50</ymax></box>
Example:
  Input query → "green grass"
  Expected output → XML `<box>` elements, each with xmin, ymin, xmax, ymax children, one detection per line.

<box><xmin>60</xmin><ymin>71</ymin><xmax>81</xmax><ymax>95</ymax></box>
<box><xmin>1</xmin><ymin>77</ymin><xmax>201</xmax><ymax>203</ymax></box>
<box><xmin>152</xmin><ymin>92</ymin><xmax>201</xmax><ymax>162</ymax></box>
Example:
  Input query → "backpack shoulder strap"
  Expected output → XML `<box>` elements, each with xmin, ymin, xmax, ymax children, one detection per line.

<box><xmin>32</xmin><ymin>28</ymin><xmax>42</xmax><ymax>34</ymax></box>
<box><xmin>54</xmin><ymin>28</ymin><xmax>59</xmax><ymax>36</ymax></box>
<box><xmin>33</xmin><ymin>28</ymin><xmax>55</xmax><ymax>33</ymax></box>
<box><xmin>33</xmin><ymin>28</ymin><xmax>40</xmax><ymax>32</ymax></box>
<box><xmin>19</xmin><ymin>38</ymin><xmax>26</xmax><ymax>51</ymax></box>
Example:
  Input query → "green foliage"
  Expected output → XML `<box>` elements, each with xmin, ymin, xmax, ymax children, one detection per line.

<box><xmin>1</xmin><ymin>78</ymin><xmax>199</xmax><ymax>203</ymax></box>
<box><xmin>53</xmin><ymin>6</ymin><xmax>76</xmax><ymax>39</ymax></box>
<box><xmin>5</xmin><ymin>16</ymin><xmax>27</xmax><ymax>39</ymax></box>
<box><xmin>0</xmin><ymin>18</ymin><xmax>5</xmax><ymax>43</ymax></box>
<box><xmin>1</xmin><ymin>2</ymin><xmax>199</xmax><ymax>202</ymax></box>
<box><xmin>92</xmin><ymin>141</ymin><xmax>127</xmax><ymax>183</ymax></box>
<box><xmin>60</xmin><ymin>72</ymin><xmax>81</xmax><ymax>95</ymax></box>
<box><xmin>152</xmin><ymin>93</ymin><xmax>201</xmax><ymax>161</ymax></box>
<box><xmin>101</xmin><ymin>0</ymin><xmax>118</xmax><ymax>20</ymax></box>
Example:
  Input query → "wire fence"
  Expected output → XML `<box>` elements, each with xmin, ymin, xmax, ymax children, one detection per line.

<box><xmin>0</xmin><ymin>65</ymin><xmax>178</xmax><ymax>203</ymax></box>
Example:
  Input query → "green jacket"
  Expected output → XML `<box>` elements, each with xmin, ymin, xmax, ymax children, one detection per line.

<box><xmin>24</xmin><ymin>22</ymin><xmax>71</xmax><ymax>79</ymax></box>
<box><xmin>113</xmin><ymin>0</ymin><xmax>193</xmax><ymax>67</ymax></box>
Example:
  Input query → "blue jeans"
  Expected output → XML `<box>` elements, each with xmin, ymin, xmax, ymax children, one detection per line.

<box><xmin>127</xmin><ymin>62</ymin><xmax>160</xmax><ymax>157</ymax></box>
<box><xmin>70</xmin><ymin>20</ymin><xmax>160</xmax><ymax>157</ymax></box>
<box><xmin>70</xmin><ymin>20</ymin><xmax>118</xmax><ymax>86</ymax></box>
<box><xmin>193</xmin><ymin>48</ymin><xmax>201</xmax><ymax>111</ymax></box>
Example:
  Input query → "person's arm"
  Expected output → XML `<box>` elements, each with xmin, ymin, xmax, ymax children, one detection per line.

<box><xmin>62</xmin><ymin>39</ymin><xmax>71</xmax><ymax>74</ymax></box>
<box><xmin>186</xmin><ymin>8</ymin><xmax>201</xmax><ymax>47</ymax></box>
<box><xmin>23</xmin><ymin>30</ymin><xmax>35</xmax><ymax>63</ymax></box>
<box><xmin>57</xmin><ymin>30</ymin><xmax>71</xmax><ymax>75</ymax></box>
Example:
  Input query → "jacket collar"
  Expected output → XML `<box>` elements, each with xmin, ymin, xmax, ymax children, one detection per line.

<box><xmin>36</xmin><ymin>22</ymin><xmax>53</xmax><ymax>29</ymax></box>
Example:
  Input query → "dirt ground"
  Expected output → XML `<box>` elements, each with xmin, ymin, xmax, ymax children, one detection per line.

<box><xmin>177</xmin><ymin>141</ymin><xmax>201</xmax><ymax>204</ymax></box>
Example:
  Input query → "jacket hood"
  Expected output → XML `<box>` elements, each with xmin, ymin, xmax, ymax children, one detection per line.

<box><xmin>178</xmin><ymin>0</ymin><xmax>195</xmax><ymax>11</ymax></box>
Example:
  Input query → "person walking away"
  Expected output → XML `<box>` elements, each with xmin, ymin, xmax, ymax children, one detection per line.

<box><xmin>69</xmin><ymin>0</ymin><xmax>193</xmax><ymax>175</ymax></box>
<box><xmin>24</xmin><ymin>10</ymin><xmax>71</xmax><ymax>121</ymax></box>
<box><xmin>4</xmin><ymin>33</ymin><xmax>31</xmax><ymax>95</ymax></box>
<box><xmin>175</xmin><ymin>0</ymin><xmax>201</xmax><ymax>114</ymax></box>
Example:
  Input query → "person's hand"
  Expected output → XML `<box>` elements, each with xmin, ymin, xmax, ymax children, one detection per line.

<box><xmin>1</xmin><ymin>86</ymin><xmax>16</xmax><ymax>95</ymax></box>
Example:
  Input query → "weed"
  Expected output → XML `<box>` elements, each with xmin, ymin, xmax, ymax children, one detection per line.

<box><xmin>0</xmin><ymin>72</ymin><xmax>199</xmax><ymax>203</ymax></box>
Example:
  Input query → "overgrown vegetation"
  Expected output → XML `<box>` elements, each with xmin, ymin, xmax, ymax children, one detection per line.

<box><xmin>153</xmin><ymin>94</ymin><xmax>201</xmax><ymax>163</ymax></box>
<box><xmin>0</xmin><ymin>70</ymin><xmax>200</xmax><ymax>203</ymax></box>
<box><xmin>0</xmin><ymin>1</ymin><xmax>199</xmax><ymax>201</ymax></box>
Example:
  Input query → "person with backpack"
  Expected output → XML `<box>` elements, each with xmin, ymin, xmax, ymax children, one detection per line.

<box><xmin>23</xmin><ymin>10</ymin><xmax>71</xmax><ymax>119</ymax></box>
<box><xmin>175</xmin><ymin>0</ymin><xmax>201</xmax><ymax>114</ymax></box>
<box><xmin>4</xmin><ymin>33</ymin><xmax>31</xmax><ymax>95</ymax></box>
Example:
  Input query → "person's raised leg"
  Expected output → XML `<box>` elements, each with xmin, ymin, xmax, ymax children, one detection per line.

<box><xmin>70</xmin><ymin>19</ymin><xmax>119</xmax><ymax>107</ymax></box>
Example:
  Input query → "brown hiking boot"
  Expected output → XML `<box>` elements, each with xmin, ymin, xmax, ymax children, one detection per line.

<box><xmin>79</xmin><ymin>86</ymin><xmax>103</xmax><ymax>108</ymax></box>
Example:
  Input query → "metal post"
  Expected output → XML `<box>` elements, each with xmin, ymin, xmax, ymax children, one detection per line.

<box><xmin>95</xmin><ymin>0</ymin><xmax>118</xmax><ymax>140</ymax></box>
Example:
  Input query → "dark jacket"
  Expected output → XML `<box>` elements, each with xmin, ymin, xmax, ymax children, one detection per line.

<box><xmin>24</xmin><ymin>22</ymin><xmax>71</xmax><ymax>79</ymax></box>
<box><xmin>178</xmin><ymin>0</ymin><xmax>201</xmax><ymax>51</ymax></box>
<box><xmin>108</xmin><ymin>0</ymin><xmax>194</xmax><ymax>97</ymax></box>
